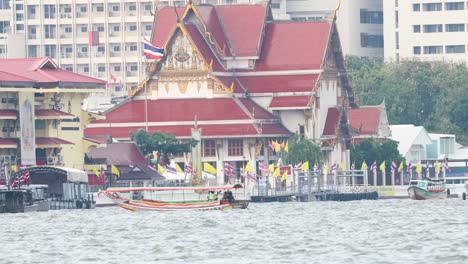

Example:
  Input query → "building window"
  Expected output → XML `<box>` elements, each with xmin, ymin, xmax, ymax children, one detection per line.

<box><xmin>16</xmin><ymin>13</ymin><xmax>23</xmax><ymax>21</ymax></box>
<box><xmin>81</xmin><ymin>26</ymin><xmax>87</xmax><ymax>33</ymax></box>
<box><xmin>113</xmin><ymin>25</ymin><xmax>120</xmax><ymax>32</ymax></box>
<box><xmin>395</xmin><ymin>0</ymin><xmax>398</xmax><ymax>7</ymax></box>
<box><xmin>203</xmin><ymin>140</ymin><xmax>216</xmax><ymax>157</ymax></box>
<box><xmin>114</xmin><ymin>65</ymin><xmax>121</xmax><ymax>72</ymax></box>
<box><xmin>271</xmin><ymin>3</ymin><xmax>280</xmax><ymax>9</ymax></box>
<box><xmin>130</xmin><ymin>65</ymin><xmax>138</xmax><ymax>71</ymax></box>
<box><xmin>299</xmin><ymin>125</ymin><xmax>305</xmax><ymax>137</ymax></box>
<box><xmin>35</xmin><ymin>120</ymin><xmax>46</xmax><ymax>130</ymax></box>
<box><xmin>0</xmin><ymin>0</ymin><xmax>10</xmax><ymax>9</ymax></box>
<box><xmin>445</xmin><ymin>23</ymin><xmax>465</xmax><ymax>32</ymax></box>
<box><xmin>129</xmin><ymin>45</ymin><xmax>137</xmax><ymax>51</ymax></box>
<box><xmin>44</xmin><ymin>25</ymin><xmax>56</xmax><ymax>39</ymax></box>
<box><xmin>423</xmin><ymin>3</ymin><xmax>442</xmax><ymax>11</ymax></box>
<box><xmin>423</xmin><ymin>24</ymin><xmax>443</xmax><ymax>33</ymax></box>
<box><xmin>413</xmin><ymin>25</ymin><xmax>421</xmax><ymax>33</ymax></box>
<box><xmin>360</xmin><ymin>33</ymin><xmax>384</xmax><ymax>48</ymax></box>
<box><xmin>80</xmin><ymin>6</ymin><xmax>87</xmax><ymax>13</ymax></box>
<box><xmin>98</xmin><ymin>65</ymin><xmax>105</xmax><ymax>72</ymax></box>
<box><xmin>81</xmin><ymin>47</ymin><xmax>88</xmax><ymax>53</ymax></box>
<box><xmin>395</xmin><ymin>32</ymin><xmax>399</xmax><ymax>49</ymax></box>
<box><xmin>97</xmin><ymin>46</ymin><xmax>105</xmax><ymax>53</ymax></box>
<box><xmin>413</xmin><ymin>46</ymin><xmax>421</xmax><ymax>55</ymax></box>
<box><xmin>413</xmin><ymin>3</ymin><xmax>420</xmax><ymax>11</ymax></box>
<box><xmin>96</xmin><ymin>6</ymin><xmax>104</xmax><ymax>12</ymax></box>
<box><xmin>65</xmin><ymin>47</ymin><xmax>72</xmax><ymax>53</ymax></box>
<box><xmin>129</xmin><ymin>5</ymin><xmax>136</xmax><ymax>11</ymax></box>
<box><xmin>64</xmin><ymin>27</ymin><xmax>72</xmax><ymax>33</ymax></box>
<box><xmin>445</xmin><ymin>45</ymin><xmax>465</xmax><ymax>54</ymax></box>
<box><xmin>145</xmin><ymin>25</ymin><xmax>152</xmax><ymax>31</ymax></box>
<box><xmin>97</xmin><ymin>26</ymin><xmax>104</xmax><ymax>32</ymax></box>
<box><xmin>423</xmin><ymin>46</ymin><xmax>443</xmax><ymax>54</ymax></box>
<box><xmin>84</xmin><ymin>66</ymin><xmax>89</xmax><ymax>73</ymax></box>
<box><xmin>445</xmin><ymin>2</ymin><xmax>465</xmax><ymax>10</ymax></box>
<box><xmin>112</xmin><ymin>6</ymin><xmax>119</xmax><ymax>12</ymax></box>
<box><xmin>360</xmin><ymin>9</ymin><xmax>383</xmax><ymax>24</ymax></box>
<box><xmin>44</xmin><ymin>5</ymin><xmax>56</xmax><ymax>19</ymax></box>
<box><xmin>145</xmin><ymin>4</ymin><xmax>152</xmax><ymax>11</ymax></box>
<box><xmin>64</xmin><ymin>7</ymin><xmax>72</xmax><ymax>13</ymax></box>
<box><xmin>129</xmin><ymin>25</ymin><xmax>137</xmax><ymax>31</ymax></box>
<box><xmin>65</xmin><ymin>66</ymin><xmax>73</xmax><ymax>71</ymax></box>
<box><xmin>228</xmin><ymin>139</ymin><xmax>243</xmax><ymax>156</ymax></box>
<box><xmin>113</xmin><ymin>46</ymin><xmax>120</xmax><ymax>52</ymax></box>
<box><xmin>45</xmin><ymin>44</ymin><xmax>56</xmax><ymax>58</ymax></box>
<box><xmin>16</xmin><ymin>24</ymin><xmax>24</xmax><ymax>31</ymax></box>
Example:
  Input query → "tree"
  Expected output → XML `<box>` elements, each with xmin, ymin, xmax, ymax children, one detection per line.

<box><xmin>130</xmin><ymin>130</ymin><xmax>198</xmax><ymax>165</ymax></box>
<box><xmin>346</xmin><ymin>56</ymin><xmax>468</xmax><ymax>145</ymax></box>
<box><xmin>283</xmin><ymin>134</ymin><xmax>322</xmax><ymax>166</ymax></box>
<box><xmin>350</xmin><ymin>139</ymin><xmax>404</xmax><ymax>171</ymax></box>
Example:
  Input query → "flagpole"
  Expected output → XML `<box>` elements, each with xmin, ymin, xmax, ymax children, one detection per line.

<box><xmin>145</xmin><ymin>57</ymin><xmax>149</xmax><ymax>132</ymax></box>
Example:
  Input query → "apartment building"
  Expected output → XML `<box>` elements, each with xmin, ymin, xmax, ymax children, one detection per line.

<box><xmin>0</xmin><ymin>0</ymin><xmax>155</xmax><ymax>96</ymax></box>
<box><xmin>384</xmin><ymin>0</ymin><xmax>468</xmax><ymax>62</ymax></box>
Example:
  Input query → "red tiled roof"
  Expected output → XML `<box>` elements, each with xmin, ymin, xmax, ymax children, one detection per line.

<box><xmin>255</xmin><ymin>22</ymin><xmax>330</xmax><ymax>71</ymax></box>
<box><xmin>238</xmin><ymin>98</ymin><xmax>274</xmax><ymax>119</ymax></box>
<box><xmin>85</xmin><ymin>123</ymin><xmax>290</xmax><ymax>139</ymax></box>
<box><xmin>348</xmin><ymin>108</ymin><xmax>381</xmax><ymax>135</ymax></box>
<box><xmin>93</xmin><ymin>98</ymin><xmax>277</xmax><ymax>124</ymax></box>
<box><xmin>197</xmin><ymin>6</ymin><xmax>232</xmax><ymax>57</ymax></box>
<box><xmin>0</xmin><ymin>110</ymin><xmax>18</xmax><ymax>119</ymax></box>
<box><xmin>83</xmin><ymin>136</ymin><xmax>108</xmax><ymax>144</ymax></box>
<box><xmin>269</xmin><ymin>96</ymin><xmax>311</xmax><ymax>108</ymax></box>
<box><xmin>236</xmin><ymin>74</ymin><xmax>318</xmax><ymax>93</ymax></box>
<box><xmin>0</xmin><ymin>70</ymin><xmax>34</xmax><ymax>82</ymax></box>
<box><xmin>151</xmin><ymin>7</ymin><xmax>186</xmax><ymax>47</ymax></box>
<box><xmin>184</xmin><ymin>24</ymin><xmax>224</xmax><ymax>71</ymax></box>
<box><xmin>35</xmin><ymin>109</ymin><xmax>74</xmax><ymax>118</ymax></box>
<box><xmin>322</xmin><ymin>107</ymin><xmax>340</xmax><ymax>136</ymax></box>
<box><xmin>87</xmin><ymin>143</ymin><xmax>148</xmax><ymax>166</ymax></box>
<box><xmin>215</xmin><ymin>4</ymin><xmax>267</xmax><ymax>56</ymax></box>
<box><xmin>0</xmin><ymin>138</ymin><xmax>18</xmax><ymax>147</ymax></box>
<box><xmin>0</xmin><ymin>58</ymin><xmax>105</xmax><ymax>87</ymax></box>
<box><xmin>36</xmin><ymin>137</ymin><xmax>74</xmax><ymax>146</ymax></box>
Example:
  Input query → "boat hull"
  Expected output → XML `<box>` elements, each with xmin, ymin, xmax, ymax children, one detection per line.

<box><xmin>407</xmin><ymin>186</ymin><xmax>448</xmax><ymax>200</ymax></box>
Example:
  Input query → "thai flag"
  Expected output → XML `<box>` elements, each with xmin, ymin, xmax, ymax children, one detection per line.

<box><xmin>426</xmin><ymin>162</ymin><xmax>431</xmax><ymax>177</ymax></box>
<box><xmin>391</xmin><ymin>161</ymin><xmax>397</xmax><ymax>174</ymax></box>
<box><xmin>370</xmin><ymin>161</ymin><xmax>377</xmax><ymax>171</ymax></box>
<box><xmin>294</xmin><ymin>162</ymin><xmax>302</xmax><ymax>171</ymax></box>
<box><xmin>407</xmin><ymin>162</ymin><xmax>412</xmax><ymax>172</ymax></box>
<box><xmin>224</xmin><ymin>162</ymin><xmax>235</xmax><ymax>177</ymax></box>
<box><xmin>351</xmin><ymin>162</ymin><xmax>355</xmax><ymax>170</ymax></box>
<box><xmin>444</xmin><ymin>160</ymin><xmax>450</xmax><ymax>172</ymax></box>
<box><xmin>143</xmin><ymin>38</ymin><xmax>164</xmax><ymax>60</ymax></box>
<box><xmin>185</xmin><ymin>163</ymin><xmax>194</xmax><ymax>175</ymax></box>
<box><xmin>331</xmin><ymin>163</ymin><xmax>337</xmax><ymax>172</ymax></box>
<box><xmin>259</xmin><ymin>162</ymin><xmax>269</xmax><ymax>173</ymax></box>
<box><xmin>246</xmin><ymin>172</ymin><xmax>258</xmax><ymax>183</ymax></box>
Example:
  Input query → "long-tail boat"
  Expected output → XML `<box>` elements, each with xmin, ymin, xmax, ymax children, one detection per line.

<box><xmin>407</xmin><ymin>178</ymin><xmax>449</xmax><ymax>200</ymax></box>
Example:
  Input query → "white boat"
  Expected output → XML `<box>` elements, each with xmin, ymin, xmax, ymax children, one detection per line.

<box><xmin>407</xmin><ymin>179</ymin><xmax>449</xmax><ymax>200</ymax></box>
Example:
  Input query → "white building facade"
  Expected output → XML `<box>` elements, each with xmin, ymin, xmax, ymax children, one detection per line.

<box><xmin>384</xmin><ymin>0</ymin><xmax>468</xmax><ymax>62</ymax></box>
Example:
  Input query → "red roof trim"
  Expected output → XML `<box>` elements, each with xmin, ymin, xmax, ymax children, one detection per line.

<box><xmin>0</xmin><ymin>138</ymin><xmax>18</xmax><ymax>147</ymax></box>
<box><xmin>348</xmin><ymin>108</ymin><xmax>381</xmax><ymax>135</ymax></box>
<box><xmin>322</xmin><ymin>107</ymin><xmax>340</xmax><ymax>136</ymax></box>
<box><xmin>36</xmin><ymin>137</ymin><xmax>74</xmax><ymax>145</ymax></box>
<box><xmin>0</xmin><ymin>110</ymin><xmax>18</xmax><ymax>118</ymax></box>
<box><xmin>236</xmin><ymin>74</ymin><xmax>318</xmax><ymax>93</ymax></box>
<box><xmin>269</xmin><ymin>96</ymin><xmax>311</xmax><ymax>108</ymax></box>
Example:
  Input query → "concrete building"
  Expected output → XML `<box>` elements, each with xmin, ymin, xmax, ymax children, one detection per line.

<box><xmin>389</xmin><ymin>124</ymin><xmax>433</xmax><ymax>164</ymax></box>
<box><xmin>0</xmin><ymin>57</ymin><xmax>105</xmax><ymax>174</ymax></box>
<box><xmin>384</xmin><ymin>0</ymin><xmax>468</xmax><ymax>62</ymax></box>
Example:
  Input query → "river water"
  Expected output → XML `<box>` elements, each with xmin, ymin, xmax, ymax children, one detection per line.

<box><xmin>1</xmin><ymin>199</ymin><xmax>468</xmax><ymax>264</ymax></box>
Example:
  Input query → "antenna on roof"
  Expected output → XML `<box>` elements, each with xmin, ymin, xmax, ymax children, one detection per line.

<box><xmin>173</xmin><ymin>2</ymin><xmax>180</xmax><ymax>23</ymax></box>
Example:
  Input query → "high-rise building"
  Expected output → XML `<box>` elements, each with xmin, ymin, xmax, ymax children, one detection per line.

<box><xmin>384</xmin><ymin>0</ymin><xmax>468</xmax><ymax>63</ymax></box>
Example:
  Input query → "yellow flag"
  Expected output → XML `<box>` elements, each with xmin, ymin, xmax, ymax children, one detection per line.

<box><xmin>280</xmin><ymin>170</ymin><xmax>288</xmax><ymax>182</ymax></box>
<box><xmin>361</xmin><ymin>161</ymin><xmax>367</xmax><ymax>170</ymax></box>
<box><xmin>341</xmin><ymin>161</ymin><xmax>347</xmax><ymax>170</ymax></box>
<box><xmin>435</xmin><ymin>161</ymin><xmax>441</xmax><ymax>174</ymax></box>
<box><xmin>93</xmin><ymin>167</ymin><xmax>100</xmax><ymax>177</ymax></box>
<box><xmin>323</xmin><ymin>163</ymin><xmax>328</xmax><ymax>175</ymax></box>
<box><xmin>379</xmin><ymin>161</ymin><xmax>385</xmax><ymax>172</ymax></box>
<box><xmin>157</xmin><ymin>164</ymin><xmax>166</xmax><ymax>174</ymax></box>
<box><xmin>268</xmin><ymin>163</ymin><xmax>275</xmax><ymax>173</ymax></box>
<box><xmin>111</xmin><ymin>164</ymin><xmax>120</xmax><ymax>177</ymax></box>
<box><xmin>273</xmin><ymin>140</ymin><xmax>281</xmax><ymax>152</ymax></box>
<box><xmin>284</xmin><ymin>141</ymin><xmax>289</xmax><ymax>153</ymax></box>
<box><xmin>301</xmin><ymin>161</ymin><xmax>309</xmax><ymax>171</ymax></box>
<box><xmin>244</xmin><ymin>162</ymin><xmax>254</xmax><ymax>173</ymax></box>
<box><xmin>175</xmin><ymin>163</ymin><xmax>183</xmax><ymax>173</ymax></box>
<box><xmin>415</xmin><ymin>161</ymin><xmax>422</xmax><ymax>174</ymax></box>
<box><xmin>272</xmin><ymin>167</ymin><xmax>280</xmax><ymax>177</ymax></box>
<box><xmin>398</xmin><ymin>161</ymin><xmax>404</xmax><ymax>172</ymax></box>
<box><xmin>11</xmin><ymin>165</ymin><xmax>18</xmax><ymax>172</ymax></box>
<box><xmin>203</xmin><ymin>162</ymin><xmax>217</xmax><ymax>175</ymax></box>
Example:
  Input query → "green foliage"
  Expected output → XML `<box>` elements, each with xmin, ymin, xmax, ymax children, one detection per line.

<box><xmin>283</xmin><ymin>134</ymin><xmax>322</xmax><ymax>166</ymax></box>
<box><xmin>346</xmin><ymin>56</ymin><xmax>468</xmax><ymax>145</ymax></box>
<box><xmin>130</xmin><ymin>130</ymin><xmax>198</xmax><ymax>163</ymax></box>
<box><xmin>351</xmin><ymin>139</ymin><xmax>404</xmax><ymax>171</ymax></box>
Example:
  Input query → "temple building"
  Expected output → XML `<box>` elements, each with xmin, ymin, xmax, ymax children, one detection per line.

<box><xmin>0</xmin><ymin>57</ymin><xmax>105</xmax><ymax>171</ymax></box>
<box><xmin>84</xmin><ymin>2</ymin><xmax>360</xmax><ymax>184</ymax></box>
